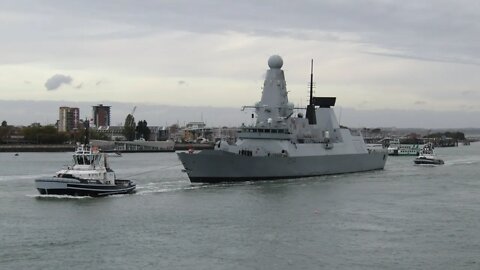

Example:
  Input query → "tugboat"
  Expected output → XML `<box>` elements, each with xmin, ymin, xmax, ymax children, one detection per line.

<box><xmin>35</xmin><ymin>121</ymin><xmax>136</xmax><ymax>196</ymax></box>
<box><xmin>177</xmin><ymin>55</ymin><xmax>388</xmax><ymax>183</ymax></box>
<box><xmin>414</xmin><ymin>143</ymin><xmax>444</xmax><ymax>165</ymax></box>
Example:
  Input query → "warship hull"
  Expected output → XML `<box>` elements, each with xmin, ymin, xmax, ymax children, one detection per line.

<box><xmin>35</xmin><ymin>178</ymin><xmax>136</xmax><ymax>197</ymax></box>
<box><xmin>178</xmin><ymin>150</ymin><xmax>387</xmax><ymax>183</ymax></box>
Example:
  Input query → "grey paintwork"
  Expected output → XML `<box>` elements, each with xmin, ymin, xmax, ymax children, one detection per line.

<box><xmin>178</xmin><ymin>150</ymin><xmax>386</xmax><ymax>182</ymax></box>
<box><xmin>177</xmin><ymin>55</ymin><xmax>387</xmax><ymax>183</ymax></box>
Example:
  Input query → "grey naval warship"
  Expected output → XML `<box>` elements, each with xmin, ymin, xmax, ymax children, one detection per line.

<box><xmin>177</xmin><ymin>55</ymin><xmax>387</xmax><ymax>183</ymax></box>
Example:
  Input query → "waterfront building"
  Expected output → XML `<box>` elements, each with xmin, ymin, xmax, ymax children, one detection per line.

<box><xmin>183</xmin><ymin>122</ymin><xmax>212</xmax><ymax>142</ymax></box>
<box><xmin>147</xmin><ymin>126</ymin><xmax>170</xmax><ymax>141</ymax></box>
<box><xmin>92</xmin><ymin>104</ymin><xmax>111</xmax><ymax>127</ymax></box>
<box><xmin>95</xmin><ymin>126</ymin><xmax>125</xmax><ymax>141</ymax></box>
<box><xmin>95</xmin><ymin>125</ymin><xmax>171</xmax><ymax>141</ymax></box>
<box><xmin>58</xmin><ymin>107</ymin><xmax>80</xmax><ymax>132</ymax></box>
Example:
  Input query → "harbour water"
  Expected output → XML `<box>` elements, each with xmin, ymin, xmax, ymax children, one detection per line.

<box><xmin>1</xmin><ymin>144</ymin><xmax>480</xmax><ymax>269</ymax></box>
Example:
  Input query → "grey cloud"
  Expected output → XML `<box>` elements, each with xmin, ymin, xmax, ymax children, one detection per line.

<box><xmin>461</xmin><ymin>90</ymin><xmax>478</xmax><ymax>96</ymax></box>
<box><xmin>178</xmin><ymin>80</ymin><xmax>186</xmax><ymax>86</ymax></box>
<box><xmin>414</xmin><ymin>101</ymin><xmax>427</xmax><ymax>105</ymax></box>
<box><xmin>363</xmin><ymin>51</ymin><xmax>480</xmax><ymax>66</ymax></box>
<box><xmin>75</xmin><ymin>83</ymin><xmax>83</xmax><ymax>89</ymax></box>
<box><xmin>3</xmin><ymin>1</ymin><xmax>480</xmax><ymax>66</ymax></box>
<box><xmin>83</xmin><ymin>2</ymin><xmax>479</xmax><ymax>65</ymax></box>
<box><xmin>44</xmin><ymin>74</ymin><xmax>72</xmax><ymax>90</ymax></box>
<box><xmin>358</xmin><ymin>100</ymin><xmax>368</xmax><ymax>107</ymax></box>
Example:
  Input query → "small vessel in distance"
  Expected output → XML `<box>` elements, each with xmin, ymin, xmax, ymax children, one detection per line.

<box><xmin>387</xmin><ymin>139</ymin><xmax>422</xmax><ymax>156</ymax></box>
<box><xmin>177</xmin><ymin>55</ymin><xmax>388</xmax><ymax>183</ymax></box>
<box><xmin>35</xmin><ymin>122</ymin><xmax>135</xmax><ymax>196</ymax></box>
<box><xmin>414</xmin><ymin>143</ymin><xmax>444</xmax><ymax>165</ymax></box>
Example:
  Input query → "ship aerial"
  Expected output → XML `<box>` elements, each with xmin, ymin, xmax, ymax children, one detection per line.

<box><xmin>177</xmin><ymin>55</ymin><xmax>388</xmax><ymax>183</ymax></box>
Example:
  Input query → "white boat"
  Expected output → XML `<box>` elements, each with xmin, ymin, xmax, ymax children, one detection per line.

<box><xmin>35</xmin><ymin>122</ymin><xmax>135</xmax><ymax>196</ymax></box>
<box><xmin>414</xmin><ymin>143</ymin><xmax>444</xmax><ymax>165</ymax></box>
<box><xmin>387</xmin><ymin>139</ymin><xmax>422</xmax><ymax>156</ymax></box>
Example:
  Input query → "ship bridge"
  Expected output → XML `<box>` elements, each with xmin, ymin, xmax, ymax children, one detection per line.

<box><xmin>238</xmin><ymin>127</ymin><xmax>291</xmax><ymax>140</ymax></box>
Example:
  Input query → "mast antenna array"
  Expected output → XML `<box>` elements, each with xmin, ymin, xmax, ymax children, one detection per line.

<box><xmin>305</xmin><ymin>59</ymin><xmax>317</xmax><ymax>125</ymax></box>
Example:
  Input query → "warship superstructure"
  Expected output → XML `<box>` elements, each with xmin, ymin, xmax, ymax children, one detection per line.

<box><xmin>178</xmin><ymin>55</ymin><xmax>387</xmax><ymax>183</ymax></box>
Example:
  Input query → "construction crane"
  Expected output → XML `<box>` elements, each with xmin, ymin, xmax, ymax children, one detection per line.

<box><xmin>126</xmin><ymin>106</ymin><xmax>137</xmax><ymax>126</ymax></box>
<box><xmin>123</xmin><ymin>106</ymin><xmax>137</xmax><ymax>141</ymax></box>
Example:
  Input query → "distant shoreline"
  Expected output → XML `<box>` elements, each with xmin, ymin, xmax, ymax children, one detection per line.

<box><xmin>0</xmin><ymin>144</ymin><xmax>75</xmax><ymax>152</ymax></box>
<box><xmin>0</xmin><ymin>143</ymin><xmax>214</xmax><ymax>152</ymax></box>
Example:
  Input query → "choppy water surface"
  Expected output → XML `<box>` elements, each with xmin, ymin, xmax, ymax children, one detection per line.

<box><xmin>1</xmin><ymin>144</ymin><xmax>480</xmax><ymax>269</ymax></box>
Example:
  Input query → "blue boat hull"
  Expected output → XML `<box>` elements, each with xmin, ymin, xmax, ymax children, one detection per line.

<box><xmin>35</xmin><ymin>178</ymin><xmax>136</xmax><ymax>197</ymax></box>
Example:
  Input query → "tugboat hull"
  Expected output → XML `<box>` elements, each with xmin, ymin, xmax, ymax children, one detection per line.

<box><xmin>414</xmin><ymin>158</ymin><xmax>444</xmax><ymax>165</ymax></box>
<box><xmin>35</xmin><ymin>178</ymin><xmax>136</xmax><ymax>197</ymax></box>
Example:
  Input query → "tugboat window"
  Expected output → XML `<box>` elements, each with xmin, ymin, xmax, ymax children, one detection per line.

<box><xmin>77</xmin><ymin>156</ymin><xmax>84</xmax><ymax>165</ymax></box>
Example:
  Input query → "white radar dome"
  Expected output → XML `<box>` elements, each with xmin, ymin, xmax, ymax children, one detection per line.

<box><xmin>268</xmin><ymin>55</ymin><xmax>283</xmax><ymax>69</ymax></box>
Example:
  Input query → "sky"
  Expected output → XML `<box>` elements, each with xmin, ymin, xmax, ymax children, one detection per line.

<box><xmin>1</xmin><ymin>0</ymin><xmax>480</xmax><ymax>128</ymax></box>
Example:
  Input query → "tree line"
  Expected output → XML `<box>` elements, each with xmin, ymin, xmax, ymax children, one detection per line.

<box><xmin>123</xmin><ymin>114</ymin><xmax>150</xmax><ymax>141</ymax></box>
<box><xmin>1</xmin><ymin>117</ymin><xmax>152</xmax><ymax>144</ymax></box>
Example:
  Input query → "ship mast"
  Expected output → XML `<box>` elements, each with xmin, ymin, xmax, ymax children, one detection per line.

<box><xmin>306</xmin><ymin>59</ymin><xmax>317</xmax><ymax>125</ymax></box>
<box><xmin>84</xmin><ymin>118</ymin><xmax>90</xmax><ymax>145</ymax></box>
<box><xmin>309</xmin><ymin>59</ymin><xmax>313</xmax><ymax>105</ymax></box>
